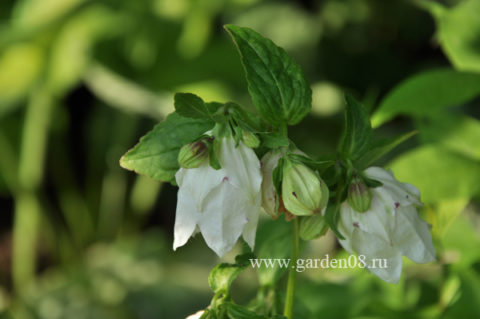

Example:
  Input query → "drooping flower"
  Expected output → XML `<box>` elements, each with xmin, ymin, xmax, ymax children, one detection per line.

<box><xmin>173</xmin><ymin>135</ymin><xmax>262</xmax><ymax>257</ymax></box>
<box><xmin>338</xmin><ymin>167</ymin><xmax>436</xmax><ymax>283</ymax></box>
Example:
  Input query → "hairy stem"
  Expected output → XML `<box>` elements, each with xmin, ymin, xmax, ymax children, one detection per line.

<box><xmin>283</xmin><ymin>217</ymin><xmax>299</xmax><ymax>318</ymax></box>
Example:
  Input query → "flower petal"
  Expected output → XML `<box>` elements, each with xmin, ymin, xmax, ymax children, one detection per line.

<box><xmin>393</xmin><ymin>205</ymin><xmax>436</xmax><ymax>263</ymax></box>
<box><xmin>176</xmin><ymin>163</ymin><xmax>225</xmax><ymax>212</ymax></box>
<box><xmin>242</xmin><ymin>192</ymin><xmax>262</xmax><ymax>249</ymax></box>
<box><xmin>352</xmin><ymin>228</ymin><xmax>403</xmax><ymax>284</ymax></box>
<box><xmin>173</xmin><ymin>186</ymin><xmax>198</xmax><ymax>251</ymax></box>
<box><xmin>364</xmin><ymin>167</ymin><xmax>422</xmax><ymax>206</ymax></box>
<box><xmin>199</xmin><ymin>181</ymin><xmax>249</xmax><ymax>257</ymax></box>
<box><xmin>219</xmin><ymin>138</ymin><xmax>262</xmax><ymax>198</ymax></box>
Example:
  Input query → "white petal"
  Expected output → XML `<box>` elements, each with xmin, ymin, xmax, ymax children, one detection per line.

<box><xmin>365</xmin><ymin>167</ymin><xmax>421</xmax><ymax>206</ymax></box>
<box><xmin>185</xmin><ymin>310</ymin><xmax>204</xmax><ymax>319</ymax></box>
<box><xmin>219</xmin><ymin>138</ymin><xmax>262</xmax><ymax>199</ymax></box>
<box><xmin>175</xmin><ymin>163</ymin><xmax>225</xmax><ymax>212</ymax></box>
<box><xmin>337</xmin><ymin>201</ymin><xmax>356</xmax><ymax>253</ymax></box>
<box><xmin>393</xmin><ymin>206</ymin><xmax>436</xmax><ymax>263</ymax></box>
<box><xmin>352</xmin><ymin>228</ymin><xmax>403</xmax><ymax>284</ymax></box>
<box><xmin>242</xmin><ymin>192</ymin><xmax>262</xmax><ymax>249</ymax></box>
<box><xmin>339</xmin><ymin>193</ymin><xmax>395</xmax><ymax>244</ymax></box>
<box><xmin>173</xmin><ymin>186</ymin><xmax>198</xmax><ymax>250</ymax></box>
<box><xmin>199</xmin><ymin>181</ymin><xmax>249</xmax><ymax>257</ymax></box>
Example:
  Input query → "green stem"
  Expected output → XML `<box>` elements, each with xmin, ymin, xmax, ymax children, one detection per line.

<box><xmin>283</xmin><ymin>218</ymin><xmax>299</xmax><ymax>319</ymax></box>
<box><xmin>279</xmin><ymin>123</ymin><xmax>288</xmax><ymax>137</ymax></box>
<box><xmin>12</xmin><ymin>89</ymin><xmax>53</xmax><ymax>294</ymax></box>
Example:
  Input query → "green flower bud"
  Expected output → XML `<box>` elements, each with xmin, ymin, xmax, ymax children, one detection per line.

<box><xmin>281</xmin><ymin>160</ymin><xmax>329</xmax><ymax>216</ymax></box>
<box><xmin>300</xmin><ymin>214</ymin><xmax>328</xmax><ymax>240</ymax></box>
<box><xmin>241</xmin><ymin>130</ymin><xmax>260</xmax><ymax>148</ymax></box>
<box><xmin>178</xmin><ymin>139</ymin><xmax>210</xmax><ymax>168</ymax></box>
<box><xmin>347</xmin><ymin>176</ymin><xmax>372</xmax><ymax>213</ymax></box>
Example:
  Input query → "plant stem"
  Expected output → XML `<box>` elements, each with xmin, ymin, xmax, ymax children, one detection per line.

<box><xmin>12</xmin><ymin>89</ymin><xmax>53</xmax><ymax>294</ymax></box>
<box><xmin>283</xmin><ymin>217</ymin><xmax>299</xmax><ymax>319</ymax></box>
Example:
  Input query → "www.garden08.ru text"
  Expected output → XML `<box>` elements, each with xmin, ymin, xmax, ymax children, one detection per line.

<box><xmin>250</xmin><ymin>255</ymin><xmax>388</xmax><ymax>272</ymax></box>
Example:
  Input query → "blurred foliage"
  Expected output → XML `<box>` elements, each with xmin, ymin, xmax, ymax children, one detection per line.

<box><xmin>0</xmin><ymin>0</ymin><xmax>480</xmax><ymax>318</ymax></box>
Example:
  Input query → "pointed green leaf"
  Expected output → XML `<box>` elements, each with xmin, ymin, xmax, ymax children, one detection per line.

<box><xmin>225</xmin><ymin>25</ymin><xmax>312</xmax><ymax>126</ymax></box>
<box><xmin>324</xmin><ymin>203</ymin><xmax>344</xmax><ymax>240</ymax></box>
<box><xmin>120</xmin><ymin>113</ymin><xmax>214</xmax><ymax>183</ymax></box>
<box><xmin>174</xmin><ymin>93</ymin><xmax>211</xmax><ymax>119</ymax></box>
<box><xmin>355</xmin><ymin>130</ymin><xmax>417</xmax><ymax>169</ymax></box>
<box><xmin>258</xmin><ymin>132</ymin><xmax>289</xmax><ymax>149</ymax></box>
<box><xmin>338</xmin><ymin>94</ymin><xmax>372</xmax><ymax>161</ymax></box>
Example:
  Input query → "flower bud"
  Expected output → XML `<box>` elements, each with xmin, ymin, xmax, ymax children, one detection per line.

<box><xmin>347</xmin><ymin>177</ymin><xmax>372</xmax><ymax>213</ymax></box>
<box><xmin>300</xmin><ymin>214</ymin><xmax>328</xmax><ymax>240</ymax></box>
<box><xmin>281</xmin><ymin>161</ymin><xmax>329</xmax><ymax>216</ymax></box>
<box><xmin>241</xmin><ymin>130</ymin><xmax>260</xmax><ymax>148</ymax></box>
<box><xmin>178</xmin><ymin>139</ymin><xmax>209</xmax><ymax>168</ymax></box>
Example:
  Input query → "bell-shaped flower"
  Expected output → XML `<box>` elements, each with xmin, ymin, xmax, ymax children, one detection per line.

<box><xmin>173</xmin><ymin>135</ymin><xmax>262</xmax><ymax>257</ymax></box>
<box><xmin>338</xmin><ymin>167</ymin><xmax>436</xmax><ymax>283</ymax></box>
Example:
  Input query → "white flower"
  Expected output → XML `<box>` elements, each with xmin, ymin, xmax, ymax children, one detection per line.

<box><xmin>338</xmin><ymin>167</ymin><xmax>436</xmax><ymax>283</ymax></box>
<box><xmin>185</xmin><ymin>310</ymin><xmax>204</xmax><ymax>319</ymax></box>
<box><xmin>173</xmin><ymin>136</ymin><xmax>262</xmax><ymax>257</ymax></box>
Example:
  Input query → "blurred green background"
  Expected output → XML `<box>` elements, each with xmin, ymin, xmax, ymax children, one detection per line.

<box><xmin>1</xmin><ymin>0</ymin><xmax>480</xmax><ymax>318</ymax></box>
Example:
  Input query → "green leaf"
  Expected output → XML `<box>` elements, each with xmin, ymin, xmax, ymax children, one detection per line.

<box><xmin>420</xmin><ymin>0</ymin><xmax>480</xmax><ymax>73</ymax></box>
<box><xmin>418</xmin><ymin>114</ymin><xmax>480</xmax><ymax>161</ymax></box>
<box><xmin>174</xmin><ymin>92</ymin><xmax>212</xmax><ymax>119</ymax></box>
<box><xmin>371</xmin><ymin>69</ymin><xmax>480</xmax><ymax>127</ymax></box>
<box><xmin>388</xmin><ymin>145</ymin><xmax>480</xmax><ymax>203</ymax></box>
<box><xmin>225</xmin><ymin>25</ymin><xmax>312</xmax><ymax>126</ymax></box>
<box><xmin>258</xmin><ymin>132</ymin><xmax>289</xmax><ymax>149</ymax></box>
<box><xmin>120</xmin><ymin>113</ymin><xmax>214</xmax><ymax>183</ymax></box>
<box><xmin>287</xmin><ymin>154</ymin><xmax>334</xmax><ymax>172</ymax></box>
<box><xmin>209</xmin><ymin>138</ymin><xmax>222</xmax><ymax>170</ymax></box>
<box><xmin>338</xmin><ymin>94</ymin><xmax>372</xmax><ymax>161</ymax></box>
<box><xmin>272</xmin><ymin>157</ymin><xmax>285</xmax><ymax>196</ymax></box>
<box><xmin>208</xmin><ymin>253</ymin><xmax>253</xmax><ymax>294</ymax></box>
<box><xmin>255</xmin><ymin>219</ymin><xmax>292</xmax><ymax>286</ymax></box>
<box><xmin>225</xmin><ymin>303</ymin><xmax>264</xmax><ymax>319</ymax></box>
<box><xmin>0</xmin><ymin>43</ymin><xmax>44</xmax><ymax>117</ymax></box>
<box><xmin>324</xmin><ymin>203</ymin><xmax>344</xmax><ymax>240</ymax></box>
<box><xmin>355</xmin><ymin>130</ymin><xmax>417</xmax><ymax>169</ymax></box>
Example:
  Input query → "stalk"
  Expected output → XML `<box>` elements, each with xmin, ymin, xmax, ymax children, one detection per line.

<box><xmin>12</xmin><ymin>89</ymin><xmax>53</xmax><ymax>294</ymax></box>
<box><xmin>283</xmin><ymin>217</ymin><xmax>300</xmax><ymax>318</ymax></box>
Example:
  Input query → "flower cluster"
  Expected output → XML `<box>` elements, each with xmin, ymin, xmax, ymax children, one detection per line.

<box><xmin>172</xmin><ymin>121</ymin><xmax>435</xmax><ymax>284</ymax></box>
<box><xmin>120</xmin><ymin>27</ymin><xmax>437</xmax><ymax>319</ymax></box>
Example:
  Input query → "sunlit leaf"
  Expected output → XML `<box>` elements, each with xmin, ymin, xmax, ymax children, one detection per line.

<box><xmin>388</xmin><ymin>145</ymin><xmax>480</xmax><ymax>203</ymax></box>
<box><xmin>372</xmin><ymin>69</ymin><xmax>480</xmax><ymax>127</ymax></box>
<box><xmin>0</xmin><ymin>43</ymin><xmax>44</xmax><ymax>116</ymax></box>
<box><xmin>418</xmin><ymin>114</ymin><xmax>480</xmax><ymax>161</ymax></box>
<box><xmin>421</xmin><ymin>0</ymin><xmax>480</xmax><ymax>73</ymax></box>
